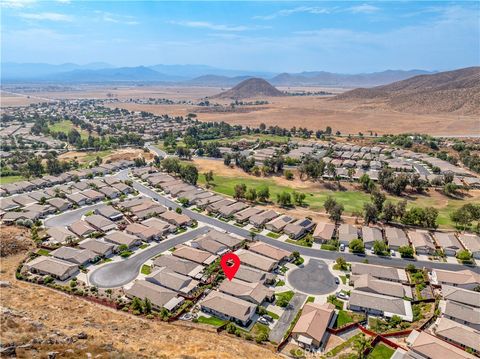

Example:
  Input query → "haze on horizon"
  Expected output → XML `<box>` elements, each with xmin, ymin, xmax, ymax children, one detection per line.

<box><xmin>1</xmin><ymin>0</ymin><xmax>479</xmax><ymax>73</ymax></box>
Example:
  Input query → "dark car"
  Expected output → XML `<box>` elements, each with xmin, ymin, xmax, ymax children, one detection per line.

<box><xmin>335</xmin><ymin>277</ymin><xmax>340</xmax><ymax>284</ymax></box>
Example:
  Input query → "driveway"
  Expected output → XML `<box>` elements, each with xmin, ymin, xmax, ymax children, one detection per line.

<box><xmin>269</xmin><ymin>292</ymin><xmax>307</xmax><ymax>343</ymax></box>
<box><xmin>129</xmin><ymin>178</ymin><xmax>480</xmax><ymax>274</ymax></box>
<box><xmin>88</xmin><ymin>226</ymin><xmax>209</xmax><ymax>288</ymax></box>
<box><xmin>287</xmin><ymin>259</ymin><xmax>338</xmax><ymax>295</ymax></box>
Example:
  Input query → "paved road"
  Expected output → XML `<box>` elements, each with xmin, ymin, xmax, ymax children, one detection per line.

<box><xmin>269</xmin><ymin>292</ymin><xmax>307</xmax><ymax>343</ymax></box>
<box><xmin>88</xmin><ymin>226</ymin><xmax>209</xmax><ymax>288</ymax></box>
<box><xmin>287</xmin><ymin>259</ymin><xmax>338</xmax><ymax>295</ymax></box>
<box><xmin>44</xmin><ymin>202</ymin><xmax>106</xmax><ymax>228</ymax></box>
<box><xmin>129</xmin><ymin>178</ymin><xmax>480</xmax><ymax>273</ymax></box>
<box><xmin>146</xmin><ymin>143</ymin><xmax>168</xmax><ymax>159</ymax></box>
<box><xmin>412</xmin><ymin>162</ymin><xmax>430</xmax><ymax>176</ymax></box>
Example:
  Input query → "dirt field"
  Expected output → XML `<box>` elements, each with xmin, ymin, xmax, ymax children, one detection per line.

<box><xmin>3</xmin><ymin>85</ymin><xmax>477</xmax><ymax>135</ymax></box>
<box><xmin>0</xmin><ymin>227</ymin><xmax>279</xmax><ymax>358</ymax></box>
<box><xmin>0</xmin><ymin>91</ymin><xmax>45</xmax><ymax>107</ymax></box>
<box><xmin>58</xmin><ymin>148</ymin><xmax>153</xmax><ymax>164</ymax></box>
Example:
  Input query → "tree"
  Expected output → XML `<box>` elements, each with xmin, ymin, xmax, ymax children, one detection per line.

<box><xmin>161</xmin><ymin>157</ymin><xmax>181</xmax><ymax>174</ymax></box>
<box><xmin>292</xmin><ymin>251</ymin><xmax>300</xmax><ymax>261</ymax></box>
<box><xmin>371</xmin><ymin>190</ymin><xmax>386</xmax><ymax>212</ymax></box>
<box><xmin>284</xmin><ymin>169</ymin><xmax>294</xmax><ymax>180</ymax></box>
<box><xmin>245</xmin><ymin>188</ymin><xmax>257</xmax><ymax>202</ymax></box>
<box><xmin>359</xmin><ymin>174</ymin><xmax>375</xmax><ymax>193</ymax></box>
<box><xmin>144</xmin><ymin>298</ymin><xmax>152</xmax><ymax>314</ymax></box>
<box><xmin>399</xmin><ymin>245</ymin><xmax>414</xmax><ymax>258</ymax></box>
<box><xmin>457</xmin><ymin>250</ymin><xmax>473</xmax><ymax>263</ymax></box>
<box><xmin>396</xmin><ymin>200</ymin><xmax>407</xmax><ymax>219</ymax></box>
<box><xmin>204</xmin><ymin>170</ymin><xmax>214</xmax><ymax>185</ymax></box>
<box><xmin>349</xmin><ymin>239</ymin><xmax>365</xmax><ymax>254</ymax></box>
<box><xmin>382</xmin><ymin>201</ymin><xmax>397</xmax><ymax>223</ymax></box>
<box><xmin>234</xmin><ymin>183</ymin><xmax>247</xmax><ymax>199</ymax></box>
<box><xmin>131</xmin><ymin>297</ymin><xmax>143</xmax><ymax>312</ymax></box>
<box><xmin>373</xmin><ymin>240</ymin><xmax>388</xmax><ymax>255</ymax></box>
<box><xmin>277</xmin><ymin>191</ymin><xmax>292</xmax><ymax>207</ymax></box>
<box><xmin>323</xmin><ymin>196</ymin><xmax>337</xmax><ymax>213</ymax></box>
<box><xmin>257</xmin><ymin>186</ymin><xmax>270</xmax><ymax>202</ymax></box>
<box><xmin>363</xmin><ymin>203</ymin><xmax>378</xmax><ymax>225</ymax></box>
<box><xmin>329</xmin><ymin>203</ymin><xmax>344</xmax><ymax>223</ymax></box>
<box><xmin>180</xmin><ymin>164</ymin><xmax>198</xmax><ymax>185</ymax></box>
<box><xmin>226</xmin><ymin>322</ymin><xmax>237</xmax><ymax>334</ymax></box>
<box><xmin>353</xmin><ymin>334</ymin><xmax>371</xmax><ymax>359</ymax></box>
<box><xmin>292</xmin><ymin>191</ymin><xmax>306</xmax><ymax>206</ymax></box>
<box><xmin>335</xmin><ymin>257</ymin><xmax>348</xmax><ymax>270</ymax></box>
<box><xmin>175</xmin><ymin>207</ymin><xmax>182</xmax><ymax>214</ymax></box>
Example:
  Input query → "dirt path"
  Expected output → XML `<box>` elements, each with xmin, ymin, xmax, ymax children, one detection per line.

<box><xmin>0</xmin><ymin>228</ymin><xmax>279</xmax><ymax>358</ymax></box>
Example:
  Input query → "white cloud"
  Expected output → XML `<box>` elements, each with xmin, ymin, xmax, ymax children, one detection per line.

<box><xmin>169</xmin><ymin>20</ymin><xmax>258</xmax><ymax>32</ymax></box>
<box><xmin>56</xmin><ymin>0</ymin><xmax>71</xmax><ymax>3</ymax></box>
<box><xmin>18</xmin><ymin>12</ymin><xmax>73</xmax><ymax>22</ymax></box>
<box><xmin>253</xmin><ymin>6</ymin><xmax>331</xmax><ymax>20</ymax></box>
<box><xmin>95</xmin><ymin>11</ymin><xmax>139</xmax><ymax>25</ymax></box>
<box><xmin>1</xmin><ymin>0</ymin><xmax>35</xmax><ymax>8</ymax></box>
<box><xmin>348</xmin><ymin>4</ymin><xmax>380</xmax><ymax>14</ymax></box>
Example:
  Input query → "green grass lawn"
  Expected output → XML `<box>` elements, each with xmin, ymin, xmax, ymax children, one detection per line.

<box><xmin>275</xmin><ymin>280</ymin><xmax>285</xmax><ymax>287</ymax></box>
<box><xmin>197</xmin><ymin>316</ymin><xmax>226</xmax><ymax>327</ymax></box>
<box><xmin>340</xmin><ymin>275</ymin><xmax>347</xmax><ymax>284</ymax></box>
<box><xmin>101</xmin><ymin>258</ymin><xmax>113</xmax><ymax>264</ymax></box>
<box><xmin>267</xmin><ymin>310</ymin><xmax>280</xmax><ymax>320</ymax></box>
<box><xmin>285</xmin><ymin>238</ymin><xmax>312</xmax><ymax>247</ymax></box>
<box><xmin>0</xmin><ymin>175</ymin><xmax>24</xmax><ymax>184</ymax></box>
<box><xmin>139</xmin><ymin>243</ymin><xmax>150</xmax><ymax>249</ymax></box>
<box><xmin>275</xmin><ymin>290</ymin><xmax>294</xmax><ymax>303</ymax></box>
<box><xmin>197</xmin><ymin>173</ymin><xmax>469</xmax><ymax>229</ymax></box>
<box><xmin>49</xmin><ymin>120</ymin><xmax>91</xmax><ymax>139</ymax></box>
<box><xmin>267</xmin><ymin>231</ymin><xmax>281</xmax><ymax>239</ymax></box>
<box><xmin>307</xmin><ymin>296</ymin><xmax>315</xmax><ymax>303</ymax></box>
<box><xmin>335</xmin><ymin>310</ymin><xmax>354</xmax><ymax>327</ymax></box>
<box><xmin>36</xmin><ymin>249</ymin><xmax>51</xmax><ymax>256</ymax></box>
<box><xmin>368</xmin><ymin>343</ymin><xmax>395</xmax><ymax>359</ymax></box>
<box><xmin>141</xmin><ymin>265</ymin><xmax>151</xmax><ymax>275</ymax></box>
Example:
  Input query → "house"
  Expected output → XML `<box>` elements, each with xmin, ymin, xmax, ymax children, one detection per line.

<box><xmin>248</xmin><ymin>242</ymin><xmax>292</xmax><ymax>262</ymax></box>
<box><xmin>249</xmin><ymin>210</ymin><xmax>279</xmax><ymax>228</ymax></box>
<box><xmin>429</xmin><ymin>269</ymin><xmax>480</xmax><ymax>290</ymax></box>
<box><xmin>0</xmin><ymin>197</ymin><xmax>21</xmax><ymax>212</ymax></box>
<box><xmin>439</xmin><ymin>300</ymin><xmax>480</xmax><ymax>330</ymax></box>
<box><xmin>104</xmin><ymin>231</ymin><xmax>142</xmax><ymax>248</ymax></box>
<box><xmin>125</xmin><ymin>280</ymin><xmax>183</xmax><ymax>311</ymax></box>
<box><xmin>337</xmin><ymin>224</ymin><xmax>358</xmax><ymax>245</ymax></box>
<box><xmin>159</xmin><ymin>211</ymin><xmax>192</xmax><ymax>227</ymax></box>
<box><xmin>283</xmin><ymin>218</ymin><xmax>315</xmax><ymax>239</ymax></box>
<box><xmin>172</xmin><ymin>245</ymin><xmax>217</xmax><ymax>265</ymax></box>
<box><xmin>141</xmin><ymin>217</ymin><xmax>175</xmax><ymax>235</ymax></box>
<box><xmin>50</xmin><ymin>247</ymin><xmax>98</xmax><ymax>265</ymax></box>
<box><xmin>95</xmin><ymin>205</ymin><xmax>123</xmax><ymax>221</ymax></box>
<box><xmin>152</xmin><ymin>255</ymin><xmax>204</xmax><ymax>278</ymax></box>
<box><xmin>351</xmin><ymin>263</ymin><xmax>408</xmax><ymax>283</ymax></box>
<box><xmin>98</xmin><ymin>186</ymin><xmax>121</xmax><ymax>199</ymax></box>
<box><xmin>361</xmin><ymin>227</ymin><xmax>383</xmax><ymax>250</ymax></box>
<box><xmin>218</xmin><ymin>202</ymin><xmax>249</xmax><ymax>218</ymax></box>
<box><xmin>84</xmin><ymin>214</ymin><xmax>117</xmax><ymax>232</ymax></box>
<box><xmin>25</xmin><ymin>204</ymin><xmax>56</xmax><ymax>217</ymax></box>
<box><xmin>430</xmin><ymin>317</ymin><xmax>480</xmax><ymax>355</ymax></box>
<box><xmin>11</xmin><ymin>195</ymin><xmax>37</xmax><ymax>207</ymax></box>
<box><xmin>235</xmin><ymin>266</ymin><xmax>273</xmax><ymax>284</ymax></box>
<box><xmin>265</xmin><ymin>215</ymin><xmax>295</xmax><ymax>233</ymax></box>
<box><xmin>433</xmin><ymin>232</ymin><xmax>464</xmax><ymax>257</ymax></box>
<box><xmin>68</xmin><ymin>192</ymin><xmax>90</xmax><ymax>206</ymax></box>
<box><xmin>384</xmin><ymin>226</ymin><xmax>409</xmax><ymax>250</ymax></box>
<box><xmin>199</xmin><ymin>291</ymin><xmax>256</xmax><ymax>326</ymax></box>
<box><xmin>459</xmin><ymin>234</ymin><xmax>480</xmax><ymax>259</ymax></box>
<box><xmin>218</xmin><ymin>278</ymin><xmax>274</xmax><ymax>304</ymax></box>
<box><xmin>112</xmin><ymin>182</ymin><xmax>133</xmax><ymax>194</ymax></box>
<box><xmin>441</xmin><ymin>285</ymin><xmax>480</xmax><ymax>308</ymax></box>
<box><xmin>46</xmin><ymin>227</ymin><xmax>77</xmax><ymax>244</ymax></box>
<box><xmin>81</xmin><ymin>189</ymin><xmax>106</xmax><ymax>202</ymax></box>
<box><xmin>146</xmin><ymin>267</ymin><xmax>200</xmax><ymax>296</ymax></box>
<box><xmin>348</xmin><ymin>290</ymin><xmax>413</xmax><ymax>322</ymax></box>
<box><xmin>201</xmin><ymin>229</ymin><xmax>243</xmax><ymax>249</ymax></box>
<box><xmin>125</xmin><ymin>223</ymin><xmax>162</xmax><ymax>241</ymax></box>
<box><xmin>78</xmin><ymin>238</ymin><xmax>115</xmax><ymax>257</ymax></box>
<box><xmin>291</xmin><ymin>303</ymin><xmax>335</xmax><ymax>350</ymax></box>
<box><xmin>2</xmin><ymin>210</ymin><xmax>40</xmax><ymax>224</ymax></box>
<box><xmin>206</xmin><ymin>198</ymin><xmax>235</xmax><ymax>213</ymax></box>
<box><xmin>408</xmin><ymin>230</ymin><xmax>436</xmax><ymax>255</ymax></box>
<box><xmin>191</xmin><ymin>237</ymin><xmax>228</xmax><ymax>255</ymax></box>
<box><xmin>234</xmin><ymin>249</ymin><xmax>277</xmax><ymax>272</ymax></box>
<box><xmin>351</xmin><ymin>274</ymin><xmax>412</xmax><ymax>299</ymax></box>
<box><xmin>48</xmin><ymin>198</ymin><xmax>72</xmax><ymax>212</ymax></box>
<box><xmin>195</xmin><ymin>195</ymin><xmax>224</xmax><ymax>209</ymax></box>
<box><xmin>234</xmin><ymin>207</ymin><xmax>264</xmax><ymax>223</ymax></box>
<box><xmin>132</xmin><ymin>203</ymin><xmax>166</xmax><ymax>220</ymax></box>
<box><xmin>24</xmin><ymin>256</ymin><xmax>78</xmax><ymax>281</ymax></box>
<box><xmin>68</xmin><ymin>220</ymin><xmax>96</xmax><ymax>237</ymax></box>
<box><xmin>405</xmin><ymin>330</ymin><xmax>476</xmax><ymax>359</ymax></box>
<box><xmin>313</xmin><ymin>222</ymin><xmax>335</xmax><ymax>243</ymax></box>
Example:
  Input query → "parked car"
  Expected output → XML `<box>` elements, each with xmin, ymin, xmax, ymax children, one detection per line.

<box><xmin>335</xmin><ymin>277</ymin><xmax>340</xmax><ymax>285</ymax></box>
<box><xmin>340</xmin><ymin>244</ymin><xmax>345</xmax><ymax>252</ymax></box>
<box><xmin>262</xmin><ymin>315</ymin><xmax>273</xmax><ymax>322</ymax></box>
<box><xmin>258</xmin><ymin>317</ymin><xmax>270</xmax><ymax>325</ymax></box>
<box><xmin>336</xmin><ymin>291</ymin><xmax>349</xmax><ymax>300</ymax></box>
<box><xmin>390</xmin><ymin>249</ymin><xmax>396</xmax><ymax>256</ymax></box>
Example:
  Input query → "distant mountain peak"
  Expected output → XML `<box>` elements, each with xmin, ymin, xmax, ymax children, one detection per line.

<box><xmin>213</xmin><ymin>78</ymin><xmax>283</xmax><ymax>99</ymax></box>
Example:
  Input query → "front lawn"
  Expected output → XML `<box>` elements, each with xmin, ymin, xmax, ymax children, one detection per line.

<box><xmin>276</xmin><ymin>290</ymin><xmax>294</xmax><ymax>307</ymax></box>
<box><xmin>139</xmin><ymin>243</ymin><xmax>150</xmax><ymax>249</ymax></box>
<box><xmin>36</xmin><ymin>249</ymin><xmax>51</xmax><ymax>256</ymax></box>
<box><xmin>141</xmin><ymin>264</ymin><xmax>151</xmax><ymax>275</ymax></box>
<box><xmin>339</xmin><ymin>275</ymin><xmax>347</xmax><ymax>284</ymax></box>
<box><xmin>267</xmin><ymin>310</ymin><xmax>280</xmax><ymax>320</ymax></box>
<box><xmin>335</xmin><ymin>310</ymin><xmax>354</xmax><ymax>327</ymax></box>
<box><xmin>275</xmin><ymin>280</ymin><xmax>285</xmax><ymax>287</ymax></box>
<box><xmin>368</xmin><ymin>343</ymin><xmax>395</xmax><ymax>359</ymax></box>
<box><xmin>197</xmin><ymin>315</ymin><xmax>226</xmax><ymax>327</ymax></box>
<box><xmin>267</xmin><ymin>232</ymin><xmax>281</xmax><ymax>239</ymax></box>
<box><xmin>286</xmin><ymin>238</ymin><xmax>312</xmax><ymax>247</ymax></box>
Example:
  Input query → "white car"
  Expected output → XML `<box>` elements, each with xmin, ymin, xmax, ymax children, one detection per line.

<box><xmin>258</xmin><ymin>317</ymin><xmax>269</xmax><ymax>325</ymax></box>
<box><xmin>390</xmin><ymin>250</ymin><xmax>396</xmax><ymax>256</ymax></box>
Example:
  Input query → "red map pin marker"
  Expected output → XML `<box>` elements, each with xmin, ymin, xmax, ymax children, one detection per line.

<box><xmin>220</xmin><ymin>252</ymin><xmax>241</xmax><ymax>281</ymax></box>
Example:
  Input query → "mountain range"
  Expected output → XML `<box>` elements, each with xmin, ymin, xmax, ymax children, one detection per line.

<box><xmin>1</xmin><ymin>62</ymin><xmax>434</xmax><ymax>87</ymax></box>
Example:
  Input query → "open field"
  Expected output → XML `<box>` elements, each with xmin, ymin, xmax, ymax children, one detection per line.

<box><xmin>49</xmin><ymin>119</ymin><xmax>92</xmax><ymax>139</ymax></box>
<box><xmin>0</xmin><ymin>227</ymin><xmax>279</xmax><ymax>358</ymax></box>
<box><xmin>58</xmin><ymin>147</ymin><xmax>153</xmax><ymax>164</ymax></box>
<box><xmin>193</xmin><ymin>158</ymin><xmax>480</xmax><ymax>229</ymax></box>
<box><xmin>0</xmin><ymin>175</ymin><xmax>25</xmax><ymax>184</ymax></box>
<box><xmin>4</xmin><ymin>85</ymin><xmax>478</xmax><ymax>136</ymax></box>
<box><xmin>0</xmin><ymin>90</ymin><xmax>45</xmax><ymax>107</ymax></box>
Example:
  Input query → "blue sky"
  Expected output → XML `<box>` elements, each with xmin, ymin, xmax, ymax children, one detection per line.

<box><xmin>1</xmin><ymin>1</ymin><xmax>479</xmax><ymax>73</ymax></box>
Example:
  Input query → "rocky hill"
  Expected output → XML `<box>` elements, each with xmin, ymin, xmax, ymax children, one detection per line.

<box><xmin>213</xmin><ymin>78</ymin><xmax>284</xmax><ymax>99</ymax></box>
<box><xmin>335</xmin><ymin>67</ymin><xmax>480</xmax><ymax>115</ymax></box>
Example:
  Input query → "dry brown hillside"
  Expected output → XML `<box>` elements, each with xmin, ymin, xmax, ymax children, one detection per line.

<box><xmin>0</xmin><ymin>227</ymin><xmax>279</xmax><ymax>358</ymax></box>
<box><xmin>335</xmin><ymin>67</ymin><xmax>480</xmax><ymax>115</ymax></box>
<box><xmin>213</xmin><ymin>78</ymin><xmax>284</xmax><ymax>99</ymax></box>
